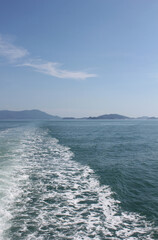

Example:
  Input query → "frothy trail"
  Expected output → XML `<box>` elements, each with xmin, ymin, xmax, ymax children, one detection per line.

<box><xmin>0</xmin><ymin>126</ymin><xmax>156</xmax><ymax>239</ymax></box>
<box><xmin>0</xmin><ymin>127</ymin><xmax>29</xmax><ymax>239</ymax></box>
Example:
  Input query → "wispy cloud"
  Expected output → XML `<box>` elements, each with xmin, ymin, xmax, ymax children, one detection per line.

<box><xmin>0</xmin><ymin>35</ymin><xmax>28</xmax><ymax>62</ymax></box>
<box><xmin>0</xmin><ymin>34</ymin><xmax>96</xmax><ymax>80</ymax></box>
<box><xmin>22</xmin><ymin>61</ymin><xmax>96</xmax><ymax>80</ymax></box>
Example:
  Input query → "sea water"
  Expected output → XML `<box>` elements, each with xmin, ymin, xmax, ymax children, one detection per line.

<box><xmin>0</xmin><ymin>120</ymin><xmax>158</xmax><ymax>239</ymax></box>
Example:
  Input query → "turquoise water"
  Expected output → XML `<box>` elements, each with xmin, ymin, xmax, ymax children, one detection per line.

<box><xmin>0</xmin><ymin>120</ymin><xmax>158</xmax><ymax>239</ymax></box>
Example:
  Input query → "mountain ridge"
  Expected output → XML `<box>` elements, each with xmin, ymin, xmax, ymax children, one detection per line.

<box><xmin>0</xmin><ymin>110</ymin><xmax>60</xmax><ymax>120</ymax></box>
<box><xmin>0</xmin><ymin>110</ymin><xmax>157</xmax><ymax>120</ymax></box>
<box><xmin>88</xmin><ymin>114</ymin><xmax>129</xmax><ymax>120</ymax></box>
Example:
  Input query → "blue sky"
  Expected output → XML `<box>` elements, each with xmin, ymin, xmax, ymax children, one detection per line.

<box><xmin>1</xmin><ymin>0</ymin><xmax>158</xmax><ymax>117</ymax></box>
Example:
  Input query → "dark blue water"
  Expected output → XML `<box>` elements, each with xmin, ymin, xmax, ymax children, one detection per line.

<box><xmin>0</xmin><ymin>120</ymin><xmax>158</xmax><ymax>239</ymax></box>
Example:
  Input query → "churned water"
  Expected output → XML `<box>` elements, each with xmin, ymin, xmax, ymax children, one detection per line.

<box><xmin>0</xmin><ymin>120</ymin><xmax>158</xmax><ymax>239</ymax></box>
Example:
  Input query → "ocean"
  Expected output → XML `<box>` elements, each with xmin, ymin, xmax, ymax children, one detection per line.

<box><xmin>0</xmin><ymin>120</ymin><xmax>158</xmax><ymax>239</ymax></box>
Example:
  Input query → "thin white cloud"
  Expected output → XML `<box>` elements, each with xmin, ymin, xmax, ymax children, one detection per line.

<box><xmin>22</xmin><ymin>61</ymin><xmax>97</xmax><ymax>80</ymax></box>
<box><xmin>0</xmin><ymin>34</ymin><xmax>96</xmax><ymax>80</ymax></box>
<box><xmin>0</xmin><ymin>35</ymin><xmax>28</xmax><ymax>61</ymax></box>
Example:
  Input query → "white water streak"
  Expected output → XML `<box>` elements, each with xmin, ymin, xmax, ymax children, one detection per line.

<box><xmin>0</xmin><ymin>126</ymin><xmax>156</xmax><ymax>239</ymax></box>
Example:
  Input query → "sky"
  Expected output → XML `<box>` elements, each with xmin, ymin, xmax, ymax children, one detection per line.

<box><xmin>1</xmin><ymin>0</ymin><xmax>158</xmax><ymax>117</ymax></box>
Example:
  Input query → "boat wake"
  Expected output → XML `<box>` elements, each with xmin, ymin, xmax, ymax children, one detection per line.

<box><xmin>0</xmin><ymin>126</ymin><xmax>156</xmax><ymax>239</ymax></box>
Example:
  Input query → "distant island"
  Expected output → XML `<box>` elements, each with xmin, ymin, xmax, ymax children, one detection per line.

<box><xmin>68</xmin><ymin>114</ymin><xmax>158</xmax><ymax>120</ymax></box>
<box><xmin>0</xmin><ymin>110</ymin><xmax>60</xmax><ymax>120</ymax></box>
<box><xmin>0</xmin><ymin>110</ymin><xmax>157</xmax><ymax>120</ymax></box>
<box><xmin>88</xmin><ymin>114</ymin><xmax>129</xmax><ymax>120</ymax></box>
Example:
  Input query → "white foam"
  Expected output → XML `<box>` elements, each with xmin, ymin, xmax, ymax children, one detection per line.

<box><xmin>0</xmin><ymin>127</ymin><xmax>29</xmax><ymax>239</ymax></box>
<box><xmin>0</xmin><ymin>126</ymin><xmax>157</xmax><ymax>239</ymax></box>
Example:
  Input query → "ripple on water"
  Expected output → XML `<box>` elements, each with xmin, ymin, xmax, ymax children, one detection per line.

<box><xmin>0</xmin><ymin>127</ymin><xmax>157</xmax><ymax>239</ymax></box>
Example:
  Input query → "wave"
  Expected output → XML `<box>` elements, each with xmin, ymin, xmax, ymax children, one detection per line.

<box><xmin>0</xmin><ymin>126</ymin><xmax>156</xmax><ymax>239</ymax></box>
